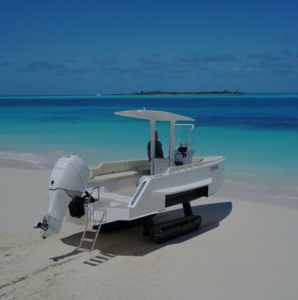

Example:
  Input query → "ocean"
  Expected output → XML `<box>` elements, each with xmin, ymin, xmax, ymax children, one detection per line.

<box><xmin>0</xmin><ymin>94</ymin><xmax>297</xmax><ymax>199</ymax></box>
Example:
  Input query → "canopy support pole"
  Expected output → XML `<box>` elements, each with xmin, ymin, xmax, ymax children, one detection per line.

<box><xmin>150</xmin><ymin>119</ymin><xmax>156</xmax><ymax>175</ymax></box>
<box><xmin>169</xmin><ymin>120</ymin><xmax>176</xmax><ymax>167</ymax></box>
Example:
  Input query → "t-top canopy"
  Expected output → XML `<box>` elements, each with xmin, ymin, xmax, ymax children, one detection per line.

<box><xmin>115</xmin><ymin>110</ymin><xmax>195</xmax><ymax>122</ymax></box>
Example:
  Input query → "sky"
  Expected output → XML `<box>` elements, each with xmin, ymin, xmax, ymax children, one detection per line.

<box><xmin>0</xmin><ymin>0</ymin><xmax>298</xmax><ymax>95</ymax></box>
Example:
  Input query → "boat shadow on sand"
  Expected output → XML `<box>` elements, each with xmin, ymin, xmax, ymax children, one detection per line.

<box><xmin>53</xmin><ymin>202</ymin><xmax>232</xmax><ymax>264</ymax></box>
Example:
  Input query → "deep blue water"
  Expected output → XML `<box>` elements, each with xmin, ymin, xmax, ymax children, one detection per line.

<box><xmin>0</xmin><ymin>94</ymin><xmax>297</xmax><ymax>198</ymax></box>
<box><xmin>1</xmin><ymin>94</ymin><xmax>297</xmax><ymax>130</ymax></box>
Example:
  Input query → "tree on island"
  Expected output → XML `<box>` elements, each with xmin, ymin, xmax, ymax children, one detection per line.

<box><xmin>114</xmin><ymin>89</ymin><xmax>247</xmax><ymax>95</ymax></box>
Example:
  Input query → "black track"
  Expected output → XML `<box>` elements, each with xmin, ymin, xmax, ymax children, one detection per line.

<box><xmin>149</xmin><ymin>215</ymin><xmax>201</xmax><ymax>242</ymax></box>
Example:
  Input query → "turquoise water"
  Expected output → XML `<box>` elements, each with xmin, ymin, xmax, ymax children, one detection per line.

<box><xmin>0</xmin><ymin>94</ymin><xmax>297</xmax><ymax>198</ymax></box>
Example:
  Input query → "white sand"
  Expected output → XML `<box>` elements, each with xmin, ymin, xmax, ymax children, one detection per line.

<box><xmin>1</xmin><ymin>159</ymin><xmax>298</xmax><ymax>299</ymax></box>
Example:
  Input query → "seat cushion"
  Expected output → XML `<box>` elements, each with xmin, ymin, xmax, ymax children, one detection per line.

<box><xmin>89</xmin><ymin>171</ymin><xmax>138</xmax><ymax>184</ymax></box>
<box><xmin>91</xmin><ymin>161</ymin><xmax>128</xmax><ymax>176</ymax></box>
<box><xmin>137</xmin><ymin>168</ymin><xmax>150</xmax><ymax>176</ymax></box>
<box><xmin>126</xmin><ymin>159</ymin><xmax>150</xmax><ymax>170</ymax></box>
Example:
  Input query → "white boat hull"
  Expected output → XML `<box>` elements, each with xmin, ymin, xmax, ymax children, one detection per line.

<box><xmin>62</xmin><ymin>156</ymin><xmax>225</xmax><ymax>226</ymax></box>
<box><xmin>105</xmin><ymin>156</ymin><xmax>225</xmax><ymax>223</ymax></box>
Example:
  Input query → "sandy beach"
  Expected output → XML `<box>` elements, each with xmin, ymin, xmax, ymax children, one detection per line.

<box><xmin>1</xmin><ymin>159</ymin><xmax>298</xmax><ymax>300</ymax></box>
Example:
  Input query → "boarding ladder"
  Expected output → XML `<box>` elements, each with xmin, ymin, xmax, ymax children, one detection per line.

<box><xmin>77</xmin><ymin>187</ymin><xmax>106</xmax><ymax>252</ymax></box>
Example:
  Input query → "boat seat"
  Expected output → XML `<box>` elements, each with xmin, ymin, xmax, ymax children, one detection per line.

<box><xmin>91</xmin><ymin>161</ymin><xmax>128</xmax><ymax>176</ymax></box>
<box><xmin>89</xmin><ymin>171</ymin><xmax>138</xmax><ymax>184</ymax></box>
<box><xmin>89</xmin><ymin>158</ymin><xmax>150</xmax><ymax>184</ymax></box>
<box><xmin>126</xmin><ymin>160</ymin><xmax>149</xmax><ymax>170</ymax></box>
<box><xmin>90</xmin><ymin>159</ymin><xmax>150</xmax><ymax>176</ymax></box>
<box><xmin>136</xmin><ymin>168</ymin><xmax>150</xmax><ymax>176</ymax></box>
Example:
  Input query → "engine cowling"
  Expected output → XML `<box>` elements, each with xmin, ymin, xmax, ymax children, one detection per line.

<box><xmin>35</xmin><ymin>155</ymin><xmax>90</xmax><ymax>238</ymax></box>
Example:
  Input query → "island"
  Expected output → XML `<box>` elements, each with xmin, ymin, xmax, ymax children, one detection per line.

<box><xmin>113</xmin><ymin>89</ymin><xmax>248</xmax><ymax>95</ymax></box>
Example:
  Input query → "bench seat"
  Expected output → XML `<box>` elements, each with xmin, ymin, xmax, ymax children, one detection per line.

<box><xmin>90</xmin><ymin>158</ymin><xmax>150</xmax><ymax>176</ymax></box>
<box><xmin>89</xmin><ymin>171</ymin><xmax>138</xmax><ymax>184</ymax></box>
<box><xmin>136</xmin><ymin>168</ymin><xmax>150</xmax><ymax>175</ymax></box>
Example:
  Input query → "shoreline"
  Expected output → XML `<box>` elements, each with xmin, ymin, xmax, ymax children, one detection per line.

<box><xmin>1</xmin><ymin>158</ymin><xmax>297</xmax><ymax>201</ymax></box>
<box><xmin>1</xmin><ymin>158</ymin><xmax>297</xmax><ymax>204</ymax></box>
<box><xmin>0</xmin><ymin>158</ymin><xmax>46</xmax><ymax>170</ymax></box>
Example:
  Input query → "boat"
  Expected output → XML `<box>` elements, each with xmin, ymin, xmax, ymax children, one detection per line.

<box><xmin>35</xmin><ymin>110</ymin><xmax>225</xmax><ymax>251</ymax></box>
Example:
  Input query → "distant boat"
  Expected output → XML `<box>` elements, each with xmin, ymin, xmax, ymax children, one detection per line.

<box><xmin>96</xmin><ymin>94</ymin><xmax>100</xmax><ymax>96</ymax></box>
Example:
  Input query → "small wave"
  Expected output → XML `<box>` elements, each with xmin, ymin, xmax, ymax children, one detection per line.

<box><xmin>0</xmin><ymin>151</ymin><xmax>104</xmax><ymax>171</ymax></box>
<box><xmin>220</xmin><ymin>190</ymin><xmax>298</xmax><ymax>206</ymax></box>
<box><xmin>221</xmin><ymin>179</ymin><xmax>298</xmax><ymax>202</ymax></box>
<box><xmin>277</xmin><ymin>195</ymin><xmax>298</xmax><ymax>201</ymax></box>
<box><xmin>0</xmin><ymin>151</ymin><xmax>57</xmax><ymax>170</ymax></box>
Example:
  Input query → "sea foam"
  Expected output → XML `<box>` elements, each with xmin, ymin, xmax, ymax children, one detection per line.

<box><xmin>0</xmin><ymin>151</ymin><xmax>58</xmax><ymax>170</ymax></box>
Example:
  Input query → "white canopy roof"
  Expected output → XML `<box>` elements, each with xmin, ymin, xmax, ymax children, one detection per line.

<box><xmin>114</xmin><ymin>110</ymin><xmax>195</xmax><ymax>122</ymax></box>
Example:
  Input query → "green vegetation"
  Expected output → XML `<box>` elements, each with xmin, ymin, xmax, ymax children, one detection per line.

<box><xmin>114</xmin><ymin>89</ymin><xmax>248</xmax><ymax>95</ymax></box>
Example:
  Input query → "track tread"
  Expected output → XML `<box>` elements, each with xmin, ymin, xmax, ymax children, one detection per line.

<box><xmin>149</xmin><ymin>215</ymin><xmax>201</xmax><ymax>243</ymax></box>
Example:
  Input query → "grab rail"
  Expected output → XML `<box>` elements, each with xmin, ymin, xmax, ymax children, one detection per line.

<box><xmin>86</xmin><ymin>186</ymin><xmax>101</xmax><ymax>206</ymax></box>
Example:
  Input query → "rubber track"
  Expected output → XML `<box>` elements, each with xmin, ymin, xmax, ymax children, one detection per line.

<box><xmin>149</xmin><ymin>215</ymin><xmax>201</xmax><ymax>242</ymax></box>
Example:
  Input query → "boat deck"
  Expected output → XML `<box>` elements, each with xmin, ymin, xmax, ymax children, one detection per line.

<box><xmin>89</xmin><ymin>199</ymin><xmax>129</xmax><ymax>212</ymax></box>
<box><xmin>86</xmin><ymin>187</ymin><xmax>137</xmax><ymax>213</ymax></box>
<box><xmin>111</xmin><ymin>186</ymin><xmax>138</xmax><ymax>197</ymax></box>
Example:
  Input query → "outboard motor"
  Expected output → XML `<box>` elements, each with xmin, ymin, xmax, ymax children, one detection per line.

<box><xmin>34</xmin><ymin>155</ymin><xmax>90</xmax><ymax>238</ymax></box>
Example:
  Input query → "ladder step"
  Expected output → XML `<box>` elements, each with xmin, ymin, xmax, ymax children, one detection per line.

<box><xmin>78</xmin><ymin>210</ymin><xmax>106</xmax><ymax>252</ymax></box>
<box><xmin>81</xmin><ymin>238</ymin><xmax>94</xmax><ymax>242</ymax></box>
<box><xmin>77</xmin><ymin>248</ymin><xmax>90</xmax><ymax>252</ymax></box>
<box><xmin>88</xmin><ymin>219</ymin><xmax>101</xmax><ymax>222</ymax></box>
<box><xmin>85</xmin><ymin>229</ymin><xmax>97</xmax><ymax>233</ymax></box>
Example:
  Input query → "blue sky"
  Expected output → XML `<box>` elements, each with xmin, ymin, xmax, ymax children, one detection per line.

<box><xmin>0</xmin><ymin>0</ymin><xmax>297</xmax><ymax>95</ymax></box>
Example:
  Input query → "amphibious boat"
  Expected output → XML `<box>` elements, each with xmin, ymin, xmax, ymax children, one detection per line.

<box><xmin>35</xmin><ymin>110</ymin><xmax>225</xmax><ymax>251</ymax></box>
